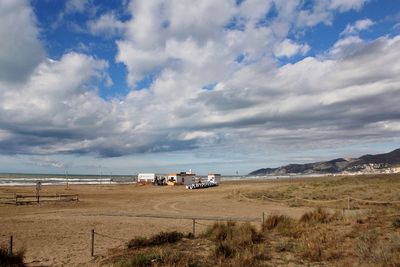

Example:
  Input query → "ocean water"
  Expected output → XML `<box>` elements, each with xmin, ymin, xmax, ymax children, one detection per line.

<box><xmin>0</xmin><ymin>174</ymin><xmax>135</xmax><ymax>186</ymax></box>
<box><xmin>0</xmin><ymin>174</ymin><xmax>295</xmax><ymax>186</ymax></box>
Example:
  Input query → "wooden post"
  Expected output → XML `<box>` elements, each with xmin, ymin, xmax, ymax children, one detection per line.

<box><xmin>192</xmin><ymin>219</ymin><xmax>196</xmax><ymax>237</ymax></box>
<box><xmin>8</xmin><ymin>236</ymin><xmax>13</xmax><ymax>255</ymax></box>
<box><xmin>90</xmin><ymin>229</ymin><xmax>95</xmax><ymax>257</ymax></box>
<box><xmin>262</xmin><ymin>212</ymin><xmax>265</xmax><ymax>225</ymax></box>
<box><xmin>347</xmin><ymin>196</ymin><xmax>351</xmax><ymax>210</ymax></box>
<box><xmin>15</xmin><ymin>194</ymin><xmax>17</xmax><ymax>205</ymax></box>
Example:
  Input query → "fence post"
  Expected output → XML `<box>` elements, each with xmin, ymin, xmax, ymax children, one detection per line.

<box><xmin>192</xmin><ymin>219</ymin><xmax>196</xmax><ymax>237</ymax></box>
<box><xmin>8</xmin><ymin>236</ymin><xmax>13</xmax><ymax>255</ymax></box>
<box><xmin>347</xmin><ymin>196</ymin><xmax>351</xmax><ymax>210</ymax></box>
<box><xmin>90</xmin><ymin>229</ymin><xmax>95</xmax><ymax>257</ymax></box>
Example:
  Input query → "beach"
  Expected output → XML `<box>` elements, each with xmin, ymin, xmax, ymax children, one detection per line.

<box><xmin>0</xmin><ymin>179</ymin><xmax>310</xmax><ymax>266</ymax></box>
<box><xmin>2</xmin><ymin>174</ymin><xmax>400</xmax><ymax>266</ymax></box>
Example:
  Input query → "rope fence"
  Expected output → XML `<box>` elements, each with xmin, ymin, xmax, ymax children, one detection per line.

<box><xmin>85</xmin><ymin>213</ymin><xmax>266</xmax><ymax>257</ymax></box>
<box><xmin>240</xmin><ymin>193</ymin><xmax>400</xmax><ymax>207</ymax></box>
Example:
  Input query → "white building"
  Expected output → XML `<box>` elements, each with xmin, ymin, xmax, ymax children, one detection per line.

<box><xmin>137</xmin><ymin>173</ymin><xmax>156</xmax><ymax>183</ymax></box>
<box><xmin>167</xmin><ymin>172</ymin><xmax>196</xmax><ymax>185</ymax></box>
<box><xmin>207</xmin><ymin>173</ymin><xmax>221</xmax><ymax>184</ymax></box>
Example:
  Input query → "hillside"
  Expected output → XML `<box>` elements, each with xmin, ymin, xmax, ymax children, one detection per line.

<box><xmin>249</xmin><ymin>148</ymin><xmax>400</xmax><ymax>176</ymax></box>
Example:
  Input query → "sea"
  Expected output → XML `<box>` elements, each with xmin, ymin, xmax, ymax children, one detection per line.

<box><xmin>0</xmin><ymin>173</ymin><xmax>135</xmax><ymax>186</ymax></box>
<box><xmin>0</xmin><ymin>173</ymin><xmax>315</xmax><ymax>186</ymax></box>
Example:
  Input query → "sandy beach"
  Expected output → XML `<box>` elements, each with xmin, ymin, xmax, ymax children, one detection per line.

<box><xmin>0</xmin><ymin>179</ymin><xmax>311</xmax><ymax>266</ymax></box>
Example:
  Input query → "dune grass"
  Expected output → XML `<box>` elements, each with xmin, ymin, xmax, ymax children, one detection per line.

<box><xmin>108</xmin><ymin>174</ymin><xmax>400</xmax><ymax>266</ymax></box>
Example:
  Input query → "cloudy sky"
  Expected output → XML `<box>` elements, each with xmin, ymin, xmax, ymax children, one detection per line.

<box><xmin>0</xmin><ymin>0</ymin><xmax>400</xmax><ymax>175</ymax></box>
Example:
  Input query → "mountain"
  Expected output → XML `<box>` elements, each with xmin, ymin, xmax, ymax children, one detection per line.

<box><xmin>248</xmin><ymin>148</ymin><xmax>400</xmax><ymax>176</ymax></box>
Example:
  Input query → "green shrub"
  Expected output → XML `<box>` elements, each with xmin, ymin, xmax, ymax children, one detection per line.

<box><xmin>147</xmin><ymin>231</ymin><xmax>184</xmax><ymax>246</ymax></box>
<box><xmin>127</xmin><ymin>237</ymin><xmax>148</xmax><ymax>249</ymax></box>
<box><xmin>215</xmin><ymin>242</ymin><xmax>235</xmax><ymax>258</ymax></box>
<box><xmin>127</xmin><ymin>231</ymin><xmax>184</xmax><ymax>249</ymax></box>
<box><xmin>393</xmin><ymin>218</ymin><xmax>400</xmax><ymax>228</ymax></box>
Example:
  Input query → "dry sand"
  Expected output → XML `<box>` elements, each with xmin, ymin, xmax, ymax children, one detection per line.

<box><xmin>0</xmin><ymin>180</ymin><xmax>310</xmax><ymax>266</ymax></box>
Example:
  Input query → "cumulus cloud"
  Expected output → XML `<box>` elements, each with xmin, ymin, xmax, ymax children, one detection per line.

<box><xmin>274</xmin><ymin>39</ymin><xmax>310</xmax><ymax>58</ymax></box>
<box><xmin>0</xmin><ymin>0</ymin><xmax>44</xmax><ymax>83</ymax></box>
<box><xmin>87</xmin><ymin>12</ymin><xmax>126</xmax><ymax>37</ymax></box>
<box><xmin>329</xmin><ymin>36</ymin><xmax>365</xmax><ymax>58</ymax></box>
<box><xmin>341</xmin><ymin>18</ymin><xmax>375</xmax><ymax>36</ymax></box>
<box><xmin>1</xmin><ymin>0</ymin><xmax>399</xmax><ymax>164</ymax></box>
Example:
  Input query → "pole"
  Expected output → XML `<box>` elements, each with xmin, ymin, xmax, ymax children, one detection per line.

<box><xmin>192</xmin><ymin>219</ymin><xmax>196</xmax><ymax>237</ymax></box>
<box><xmin>348</xmin><ymin>196</ymin><xmax>351</xmax><ymax>210</ymax></box>
<box><xmin>9</xmin><ymin>236</ymin><xmax>13</xmax><ymax>255</ymax></box>
<box><xmin>91</xmin><ymin>229</ymin><xmax>95</xmax><ymax>257</ymax></box>
<box><xmin>66</xmin><ymin>169</ymin><xmax>69</xmax><ymax>190</ymax></box>
<box><xmin>262</xmin><ymin>212</ymin><xmax>265</xmax><ymax>225</ymax></box>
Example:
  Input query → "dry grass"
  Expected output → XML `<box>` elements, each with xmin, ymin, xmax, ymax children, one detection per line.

<box><xmin>299</xmin><ymin>207</ymin><xmax>342</xmax><ymax>225</ymax></box>
<box><xmin>206</xmin><ymin>222</ymin><xmax>270</xmax><ymax>267</ymax></box>
<box><xmin>243</xmin><ymin>174</ymin><xmax>400</xmax><ymax>210</ymax></box>
<box><xmin>100</xmin><ymin>174</ymin><xmax>400</xmax><ymax>266</ymax></box>
<box><xmin>107</xmin><ymin>208</ymin><xmax>400</xmax><ymax>266</ymax></box>
<box><xmin>262</xmin><ymin>214</ymin><xmax>304</xmax><ymax>238</ymax></box>
<box><xmin>355</xmin><ymin>230</ymin><xmax>400</xmax><ymax>266</ymax></box>
<box><xmin>127</xmin><ymin>231</ymin><xmax>185</xmax><ymax>249</ymax></box>
<box><xmin>297</xmin><ymin>228</ymin><xmax>344</xmax><ymax>262</ymax></box>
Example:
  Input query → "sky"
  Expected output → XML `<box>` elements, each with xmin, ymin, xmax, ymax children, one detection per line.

<box><xmin>0</xmin><ymin>0</ymin><xmax>400</xmax><ymax>175</ymax></box>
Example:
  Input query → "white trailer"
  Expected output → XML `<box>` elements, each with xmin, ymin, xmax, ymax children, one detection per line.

<box><xmin>207</xmin><ymin>173</ymin><xmax>221</xmax><ymax>184</ymax></box>
<box><xmin>138</xmin><ymin>173</ymin><xmax>156</xmax><ymax>183</ymax></box>
<box><xmin>167</xmin><ymin>172</ymin><xmax>196</xmax><ymax>185</ymax></box>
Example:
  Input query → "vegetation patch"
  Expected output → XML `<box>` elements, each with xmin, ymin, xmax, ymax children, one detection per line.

<box><xmin>127</xmin><ymin>231</ymin><xmax>184</xmax><ymax>249</ymax></box>
<box><xmin>299</xmin><ymin>207</ymin><xmax>340</xmax><ymax>225</ymax></box>
<box><xmin>107</xmin><ymin>174</ymin><xmax>400</xmax><ymax>266</ymax></box>
<box><xmin>392</xmin><ymin>217</ymin><xmax>400</xmax><ymax>228</ymax></box>
<box><xmin>355</xmin><ymin>230</ymin><xmax>400</xmax><ymax>266</ymax></box>
<box><xmin>0</xmin><ymin>247</ymin><xmax>25</xmax><ymax>267</ymax></box>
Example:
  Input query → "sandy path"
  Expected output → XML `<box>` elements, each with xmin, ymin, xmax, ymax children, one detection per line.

<box><xmin>0</xmin><ymin>181</ymin><xmax>309</xmax><ymax>266</ymax></box>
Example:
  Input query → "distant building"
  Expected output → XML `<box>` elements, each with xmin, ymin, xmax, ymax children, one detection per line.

<box><xmin>167</xmin><ymin>172</ymin><xmax>196</xmax><ymax>185</ymax></box>
<box><xmin>137</xmin><ymin>173</ymin><xmax>156</xmax><ymax>183</ymax></box>
<box><xmin>207</xmin><ymin>173</ymin><xmax>221</xmax><ymax>184</ymax></box>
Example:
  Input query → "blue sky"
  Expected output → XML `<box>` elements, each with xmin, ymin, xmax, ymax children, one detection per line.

<box><xmin>0</xmin><ymin>0</ymin><xmax>400</xmax><ymax>175</ymax></box>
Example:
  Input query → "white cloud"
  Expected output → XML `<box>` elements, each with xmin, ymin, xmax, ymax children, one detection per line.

<box><xmin>87</xmin><ymin>12</ymin><xmax>126</xmax><ymax>37</ymax></box>
<box><xmin>329</xmin><ymin>0</ymin><xmax>369</xmax><ymax>12</ymax></box>
<box><xmin>1</xmin><ymin>0</ymin><xmax>400</xmax><ymax>167</ymax></box>
<box><xmin>341</xmin><ymin>18</ymin><xmax>375</xmax><ymax>36</ymax></box>
<box><xmin>329</xmin><ymin>35</ymin><xmax>365</xmax><ymax>58</ymax></box>
<box><xmin>0</xmin><ymin>0</ymin><xmax>44</xmax><ymax>83</ymax></box>
<box><xmin>65</xmin><ymin>0</ymin><xmax>90</xmax><ymax>14</ymax></box>
<box><xmin>274</xmin><ymin>39</ymin><xmax>310</xmax><ymax>58</ymax></box>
